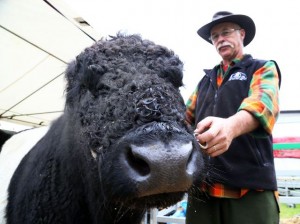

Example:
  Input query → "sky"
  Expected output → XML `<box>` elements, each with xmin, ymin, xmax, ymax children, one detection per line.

<box><xmin>64</xmin><ymin>0</ymin><xmax>299</xmax><ymax>111</ymax></box>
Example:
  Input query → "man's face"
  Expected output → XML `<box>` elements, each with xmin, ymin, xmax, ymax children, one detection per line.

<box><xmin>210</xmin><ymin>22</ymin><xmax>245</xmax><ymax>61</ymax></box>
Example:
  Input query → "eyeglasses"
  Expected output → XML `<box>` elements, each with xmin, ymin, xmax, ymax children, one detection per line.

<box><xmin>209</xmin><ymin>28</ymin><xmax>241</xmax><ymax>42</ymax></box>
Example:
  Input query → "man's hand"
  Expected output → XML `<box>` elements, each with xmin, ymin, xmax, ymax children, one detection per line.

<box><xmin>194</xmin><ymin>110</ymin><xmax>259</xmax><ymax>157</ymax></box>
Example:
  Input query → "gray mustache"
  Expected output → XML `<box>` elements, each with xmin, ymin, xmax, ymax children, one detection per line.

<box><xmin>217</xmin><ymin>42</ymin><xmax>234</xmax><ymax>51</ymax></box>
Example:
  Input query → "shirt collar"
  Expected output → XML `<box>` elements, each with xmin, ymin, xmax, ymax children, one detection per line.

<box><xmin>219</xmin><ymin>56</ymin><xmax>243</xmax><ymax>72</ymax></box>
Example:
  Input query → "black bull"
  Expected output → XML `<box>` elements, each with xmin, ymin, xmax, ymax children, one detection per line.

<box><xmin>5</xmin><ymin>34</ymin><xmax>205</xmax><ymax>224</ymax></box>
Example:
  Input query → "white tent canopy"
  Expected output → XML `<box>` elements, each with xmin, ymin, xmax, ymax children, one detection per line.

<box><xmin>0</xmin><ymin>0</ymin><xmax>101</xmax><ymax>130</ymax></box>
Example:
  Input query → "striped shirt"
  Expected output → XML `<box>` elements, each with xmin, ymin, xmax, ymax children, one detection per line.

<box><xmin>186</xmin><ymin>56</ymin><xmax>280</xmax><ymax>198</ymax></box>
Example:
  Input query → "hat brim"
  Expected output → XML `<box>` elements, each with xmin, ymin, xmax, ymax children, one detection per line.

<box><xmin>197</xmin><ymin>14</ymin><xmax>256</xmax><ymax>47</ymax></box>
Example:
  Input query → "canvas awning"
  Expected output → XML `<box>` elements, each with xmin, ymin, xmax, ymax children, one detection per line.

<box><xmin>0</xmin><ymin>0</ymin><xmax>101</xmax><ymax>129</ymax></box>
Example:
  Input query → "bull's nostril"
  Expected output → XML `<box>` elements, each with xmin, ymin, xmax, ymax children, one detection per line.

<box><xmin>126</xmin><ymin>147</ymin><xmax>150</xmax><ymax>176</ymax></box>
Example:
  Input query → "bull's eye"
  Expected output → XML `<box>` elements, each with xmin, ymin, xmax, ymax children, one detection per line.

<box><xmin>130</xmin><ymin>84</ymin><xmax>137</xmax><ymax>92</ymax></box>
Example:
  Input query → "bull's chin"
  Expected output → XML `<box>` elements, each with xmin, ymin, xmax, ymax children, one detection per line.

<box><xmin>117</xmin><ymin>191</ymin><xmax>186</xmax><ymax>209</ymax></box>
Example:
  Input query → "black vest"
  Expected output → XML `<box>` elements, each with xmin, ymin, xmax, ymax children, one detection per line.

<box><xmin>195</xmin><ymin>54</ymin><xmax>281</xmax><ymax>190</ymax></box>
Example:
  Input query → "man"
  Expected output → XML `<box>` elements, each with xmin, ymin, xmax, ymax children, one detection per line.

<box><xmin>185</xmin><ymin>11</ymin><xmax>281</xmax><ymax>224</ymax></box>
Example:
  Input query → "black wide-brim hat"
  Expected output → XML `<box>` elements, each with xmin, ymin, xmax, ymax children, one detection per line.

<box><xmin>197</xmin><ymin>11</ymin><xmax>256</xmax><ymax>46</ymax></box>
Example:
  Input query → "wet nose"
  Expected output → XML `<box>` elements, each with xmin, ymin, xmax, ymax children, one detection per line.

<box><xmin>123</xmin><ymin>141</ymin><xmax>197</xmax><ymax>197</ymax></box>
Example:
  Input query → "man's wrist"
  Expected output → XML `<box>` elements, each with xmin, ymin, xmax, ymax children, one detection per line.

<box><xmin>227</xmin><ymin>110</ymin><xmax>259</xmax><ymax>138</ymax></box>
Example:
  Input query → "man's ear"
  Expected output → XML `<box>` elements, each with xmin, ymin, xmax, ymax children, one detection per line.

<box><xmin>240</xmin><ymin>29</ymin><xmax>246</xmax><ymax>41</ymax></box>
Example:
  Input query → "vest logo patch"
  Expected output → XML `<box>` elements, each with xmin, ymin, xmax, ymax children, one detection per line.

<box><xmin>228</xmin><ymin>72</ymin><xmax>247</xmax><ymax>81</ymax></box>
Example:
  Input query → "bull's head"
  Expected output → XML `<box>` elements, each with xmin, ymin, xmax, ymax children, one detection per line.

<box><xmin>64</xmin><ymin>34</ymin><xmax>205</xmax><ymax>209</ymax></box>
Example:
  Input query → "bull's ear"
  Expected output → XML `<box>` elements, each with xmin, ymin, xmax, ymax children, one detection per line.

<box><xmin>81</xmin><ymin>64</ymin><xmax>107</xmax><ymax>96</ymax></box>
<box><xmin>160</xmin><ymin>67</ymin><xmax>183</xmax><ymax>88</ymax></box>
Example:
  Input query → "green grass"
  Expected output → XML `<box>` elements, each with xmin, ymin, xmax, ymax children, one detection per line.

<box><xmin>280</xmin><ymin>203</ymin><xmax>300</xmax><ymax>219</ymax></box>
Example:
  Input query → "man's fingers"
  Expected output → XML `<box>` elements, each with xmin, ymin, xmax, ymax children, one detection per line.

<box><xmin>195</xmin><ymin>117</ymin><xmax>213</xmax><ymax>134</ymax></box>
